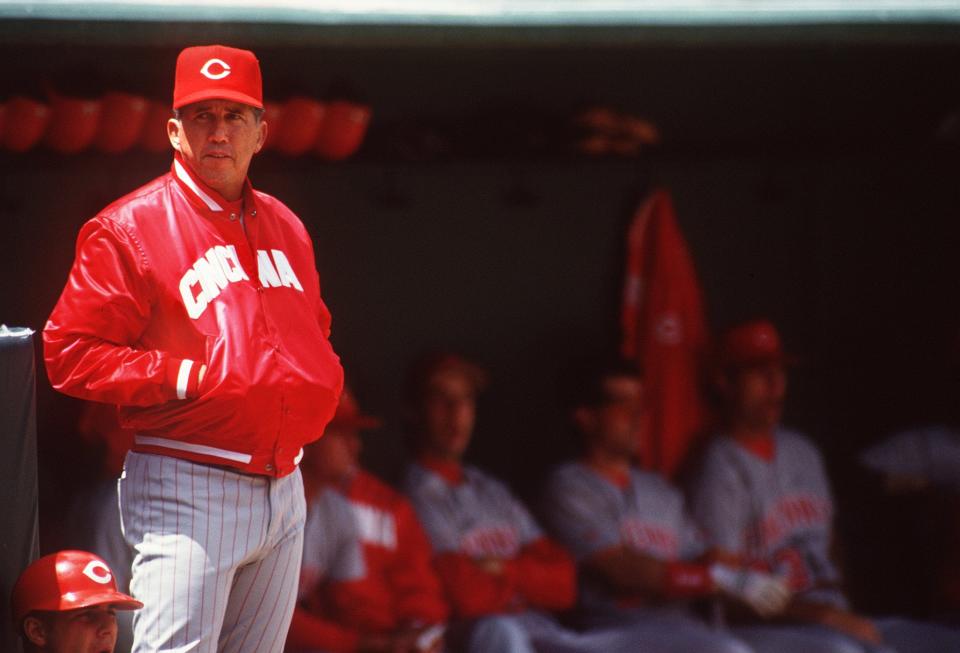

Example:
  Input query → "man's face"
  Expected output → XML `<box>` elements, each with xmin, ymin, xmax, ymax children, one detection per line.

<box><xmin>728</xmin><ymin>362</ymin><xmax>787</xmax><ymax>432</ymax></box>
<box><xmin>420</xmin><ymin>370</ymin><xmax>477</xmax><ymax>460</ymax></box>
<box><xmin>168</xmin><ymin>100</ymin><xmax>266</xmax><ymax>200</ymax></box>
<box><xmin>26</xmin><ymin>605</ymin><xmax>118</xmax><ymax>653</ymax></box>
<box><xmin>306</xmin><ymin>425</ymin><xmax>360</xmax><ymax>484</ymax></box>
<box><xmin>581</xmin><ymin>375</ymin><xmax>643</xmax><ymax>459</ymax></box>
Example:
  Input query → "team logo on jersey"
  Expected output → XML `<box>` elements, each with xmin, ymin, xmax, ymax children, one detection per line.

<box><xmin>200</xmin><ymin>58</ymin><xmax>231</xmax><ymax>80</ymax></box>
<box><xmin>655</xmin><ymin>312</ymin><xmax>683</xmax><ymax>345</ymax></box>
<box><xmin>620</xmin><ymin>519</ymin><xmax>679</xmax><ymax>557</ymax></box>
<box><xmin>757</xmin><ymin>493</ymin><xmax>832</xmax><ymax>547</ymax></box>
<box><xmin>351</xmin><ymin>502</ymin><xmax>398</xmax><ymax>549</ymax></box>
<box><xmin>82</xmin><ymin>560</ymin><xmax>113</xmax><ymax>585</ymax></box>
<box><xmin>461</xmin><ymin>525</ymin><xmax>520</xmax><ymax>558</ymax></box>
<box><xmin>179</xmin><ymin>246</ymin><xmax>303</xmax><ymax>319</ymax></box>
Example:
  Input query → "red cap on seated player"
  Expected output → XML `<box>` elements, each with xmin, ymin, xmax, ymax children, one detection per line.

<box><xmin>173</xmin><ymin>45</ymin><xmax>263</xmax><ymax>110</ymax></box>
<box><xmin>329</xmin><ymin>386</ymin><xmax>383</xmax><ymax>430</ymax></box>
<box><xmin>716</xmin><ymin>319</ymin><xmax>798</xmax><ymax>369</ymax></box>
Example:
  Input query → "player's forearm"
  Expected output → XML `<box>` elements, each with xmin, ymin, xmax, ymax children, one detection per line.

<box><xmin>44</xmin><ymin>332</ymin><xmax>204</xmax><ymax>406</ymax></box>
<box><xmin>433</xmin><ymin>553</ymin><xmax>518</xmax><ymax>618</ymax></box>
<box><xmin>511</xmin><ymin>539</ymin><xmax>577</xmax><ymax>610</ymax></box>
<box><xmin>783</xmin><ymin>600</ymin><xmax>881</xmax><ymax>643</ymax></box>
<box><xmin>586</xmin><ymin>546</ymin><xmax>673</xmax><ymax>596</ymax></box>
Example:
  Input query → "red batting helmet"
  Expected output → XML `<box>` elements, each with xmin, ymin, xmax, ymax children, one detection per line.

<box><xmin>2</xmin><ymin>96</ymin><xmax>51</xmax><ymax>152</ymax></box>
<box><xmin>45</xmin><ymin>94</ymin><xmax>103</xmax><ymax>154</ymax></box>
<box><xmin>273</xmin><ymin>97</ymin><xmax>325</xmax><ymax>156</ymax></box>
<box><xmin>96</xmin><ymin>92</ymin><xmax>150</xmax><ymax>154</ymax></box>
<box><xmin>315</xmin><ymin>100</ymin><xmax>371</xmax><ymax>161</ymax></box>
<box><xmin>11</xmin><ymin>550</ymin><xmax>142</xmax><ymax>624</ymax></box>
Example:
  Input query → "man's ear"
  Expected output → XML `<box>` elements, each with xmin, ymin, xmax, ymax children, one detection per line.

<box><xmin>254</xmin><ymin>119</ymin><xmax>268</xmax><ymax>153</ymax></box>
<box><xmin>167</xmin><ymin>118</ymin><xmax>183</xmax><ymax>152</ymax></box>
<box><xmin>23</xmin><ymin>615</ymin><xmax>48</xmax><ymax>646</ymax></box>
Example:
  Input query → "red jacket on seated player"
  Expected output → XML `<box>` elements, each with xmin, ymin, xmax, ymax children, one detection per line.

<box><xmin>288</xmin><ymin>388</ymin><xmax>448</xmax><ymax>653</ymax></box>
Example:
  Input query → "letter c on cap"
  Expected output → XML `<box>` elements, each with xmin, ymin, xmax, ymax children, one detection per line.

<box><xmin>82</xmin><ymin>560</ymin><xmax>113</xmax><ymax>585</ymax></box>
<box><xmin>200</xmin><ymin>58</ymin><xmax>231</xmax><ymax>80</ymax></box>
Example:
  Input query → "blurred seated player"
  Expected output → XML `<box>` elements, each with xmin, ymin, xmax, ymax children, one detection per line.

<box><xmin>687</xmin><ymin>319</ymin><xmax>960</xmax><ymax>653</ymax></box>
<box><xmin>287</xmin><ymin>386</ymin><xmax>449</xmax><ymax>653</ymax></box>
<box><xmin>62</xmin><ymin>402</ymin><xmax>137</xmax><ymax>653</ymax></box>
<box><xmin>11</xmin><ymin>550</ymin><xmax>142</xmax><ymax>653</ymax></box>
<box><xmin>542</xmin><ymin>358</ymin><xmax>788</xmax><ymax>653</ymax></box>
<box><xmin>403</xmin><ymin>353</ymin><xmax>655</xmax><ymax>653</ymax></box>
<box><xmin>860</xmin><ymin>426</ymin><xmax>960</xmax><ymax>495</ymax></box>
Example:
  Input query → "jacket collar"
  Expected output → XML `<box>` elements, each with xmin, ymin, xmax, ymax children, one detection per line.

<box><xmin>170</xmin><ymin>152</ymin><xmax>257</xmax><ymax>219</ymax></box>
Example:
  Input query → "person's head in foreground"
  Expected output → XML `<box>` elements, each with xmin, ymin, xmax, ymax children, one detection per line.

<box><xmin>11</xmin><ymin>550</ymin><xmax>142</xmax><ymax>653</ymax></box>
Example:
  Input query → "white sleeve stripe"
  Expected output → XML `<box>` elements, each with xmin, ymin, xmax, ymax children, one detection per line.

<box><xmin>176</xmin><ymin>359</ymin><xmax>193</xmax><ymax>400</ymax></box>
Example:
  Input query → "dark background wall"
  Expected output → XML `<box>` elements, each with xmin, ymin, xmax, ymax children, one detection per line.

<box><xmin>2</xmin><ymin>22</ymin><xmax>960</xmax><ymax>614</ymax></box>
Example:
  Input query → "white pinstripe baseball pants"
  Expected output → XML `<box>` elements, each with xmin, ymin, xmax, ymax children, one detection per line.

<box><xmin>119</xmin><ymin>451</ymin><xmax>306</xmax><ymax>653</ymax></box>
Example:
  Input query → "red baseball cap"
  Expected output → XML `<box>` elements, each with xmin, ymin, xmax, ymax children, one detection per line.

<box><xmin>11</xmin><ymin>551</ymin><xmax>142</xmax><ymax>624</ymax></box>
<box><xmin>716</xmin><ymin>319</ymin><xmax>797</xmax><ymax>369</ymax></box>
<box><xmin>329</xmin><ymin>386</ymin><xmax>382</xmax><ymax>430</ymax></box>
<box><xmin>173</xmin><ymin>45</ymin><xmax>263</xmax><ymax>110</ymax></box>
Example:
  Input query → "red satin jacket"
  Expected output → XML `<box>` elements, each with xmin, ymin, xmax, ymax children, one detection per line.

<box><xmin>44</xmin><ymin>154</ymin><xmax>343</xmax><ymax>477</ymax></box>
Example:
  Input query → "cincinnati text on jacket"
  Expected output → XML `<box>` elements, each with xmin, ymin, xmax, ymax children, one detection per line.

<box><xmin>180</xmin><ymin>245</ymin><xmax>304</xmax><ymax>319</ymax></box>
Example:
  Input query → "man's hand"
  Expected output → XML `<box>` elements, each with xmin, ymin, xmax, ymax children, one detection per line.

<box><xmin>710</xmin><ymin>564</ymin><xmax>792</xmax><ymax>616</ymax></box>
<box><xmin>821</xmin><ymin>608</ymin><xmax>883</xmax><ymax>645</ymax></box>
<box><xmin>475</xmin><ymin>556</ymin><xmax>506</xmax><ymax>575</ymax></box>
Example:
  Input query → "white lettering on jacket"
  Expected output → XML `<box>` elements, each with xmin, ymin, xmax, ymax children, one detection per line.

<box><xmin>180</xmin><ymin>247</ymin><xmax>303</xmax><ymax>319</ymax></box>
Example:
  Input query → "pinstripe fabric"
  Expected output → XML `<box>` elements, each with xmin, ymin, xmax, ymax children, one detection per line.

<box><xmin>119</xmin><ymin>451</ymin><xmax>306</xmax><ymax>652</ymax></box>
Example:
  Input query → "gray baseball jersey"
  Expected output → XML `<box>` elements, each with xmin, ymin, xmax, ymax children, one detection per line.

<box><xmin>543</xmin><ymin>462</ymin><xmax>706</xmax><ymax>618</ymax></box>
<box><xmin>687</xmin><ymin>428</ymin><xmax>846</xmax><ymax>608</ymax></box>
<box><xmin>404</xmin><ymin>462</ymin><xmax>542</xmax><ymax>558</ymax></box>
<box><xmin>299</xmin><ymin>486</ymin><xmax>365</xmax><ymax>600</ymax></box>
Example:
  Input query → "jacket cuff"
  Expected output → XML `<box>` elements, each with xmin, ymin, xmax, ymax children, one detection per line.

<box><xmin>166</xmin><ymin>358</ymin><xmax>204</xmax><ymax>400</ymax></box>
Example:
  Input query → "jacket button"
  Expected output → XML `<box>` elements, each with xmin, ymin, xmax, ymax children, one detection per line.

<box><xmin>265</xmin><ymin>463</ymin><xmax>274</xmax><ymax>472</ymax></box>
<box><xmin>229</xmin><ymin>213</ymin><xmax>237</xmax><ymax>221</ymax></box>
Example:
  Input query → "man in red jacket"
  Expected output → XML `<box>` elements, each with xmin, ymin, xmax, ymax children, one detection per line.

<box><xmin>43</xmin><ymin>45</ymin><xmax>343</xmax><ymax>652</ymax></box>
<box><xmin>287</xmin><ymin>387</ymin><xmax>448</xmax><ymax>653</ymax></box>
<box><xmin>402</xmin><ymin>353</ymin><xmax>659</xmax><ymax>652</ymax></box>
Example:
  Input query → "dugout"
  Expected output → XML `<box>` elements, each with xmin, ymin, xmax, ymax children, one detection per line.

<box><xmin>1</xmin><ymin>1</ymin><xmax>960</xmax><ymax>622</ymax></box>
